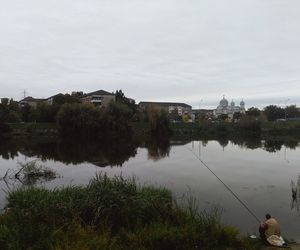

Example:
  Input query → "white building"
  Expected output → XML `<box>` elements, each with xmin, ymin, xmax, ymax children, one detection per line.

<box><xmin>214</xmin><ymin>96</ymin><xmax>245</xmax><ymax>118</ymax></box>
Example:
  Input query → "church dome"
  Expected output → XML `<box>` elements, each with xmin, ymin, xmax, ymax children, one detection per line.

<box><xmin>240</xmin><ymin>99</ymin><xmax>245</xmax><ymax>107</ymax></box>
<box><xmin>219</xmin><ymin>96</ymin><xmax>228</xmax><ymax>107</ymax></box>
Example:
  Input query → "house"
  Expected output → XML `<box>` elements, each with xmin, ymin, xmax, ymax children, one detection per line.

<box><xmin>19</xmin><ymin>97</ymin><xmax>46</xmax><ymax>107</ymax></box>
<box><xmin>80</xmin><ymin>90</ymin><xmax>115</xmax><ymax>107</ymax></box>
<box><xmin>45</xmin><ymin>93</ymin><xmax>63</xmax><ymax>105</ymax></box>
<box><xmin>139</xmin><ymin>101</ymin><xmax>192</xmax><ymax>116</ymax></box>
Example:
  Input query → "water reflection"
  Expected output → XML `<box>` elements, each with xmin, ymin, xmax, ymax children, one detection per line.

<box><xmin>230</xmin><ymin>138</ymin><xmax>299</xmax><ymax>152</ymax></box>
<box><xmin>263</xmin><ymin>140</ymin><xmax>283</xmax><ymax>152</ymax></box>
<box><xmin>217</xmin><ymin>137</ymin><xmax>229</xmax><ymax>148</ymax></box>
<box><xmin>0</xmin><ymin>160</ymin><xmax>58</xmax><ymax>189</ymax></box>
<box><xmin>0</xmin><ymin>137</ymin><xmax>299</xmax><ymax>166</ymax></box>
<box><xmin>230</xmin><ymin>137</ymin><xmax>262</xmax><ymax>150</ymax></box>
<box><xmin>56</xmin><ymin>139</ymin><xmax>138</xmax><ymax>167</ymax></box>
<box><xmin>145</xmin><ymin>137</ymin><xmax>171</xmax><ymax>161</ymax></box>
<box><xmin>0</xmin><ymin>137</ymin><xmax>139</xmax><ymax>167</ymax></box>
<box><xmin>291</xmin><ymin>175</ymin><xmax>300</xmax><ymax>214</ymax></box>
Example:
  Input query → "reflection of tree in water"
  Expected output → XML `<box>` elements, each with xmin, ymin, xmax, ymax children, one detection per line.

<box><xmin>263</xmin><ymin>140</ymin><xmax>283</xmax><ymax>152</ymax></box>
<box><xmin>230</xmin><ymin>137</ymin><xmax>262</xmax><ymax>150</ymax></box>
<box><xmin>0</xmin><ymin>138</ymin><xmax>19</xmax><ymax>160</ymax></box>
<box><xmin>57</xmin><ymin>138</ymin><xmax>138</xmax><ymax>167</ymax></box>
<box><xmin>291</xmin><ymin>175</ymin><xmax>300</xmax><ymax>214</ymax></box>
<box><xmin>145</xmin><ymin>136</ymin><xmax>170</xmax><ymax>161</ymax></box>
<box><xmin>0</xmin><ymin>137</ymin><xmax>138</xmax><ymax>167</ymax></box>
<box><xmin>262</xmin><ymin>140</ymin><xmax>299</xmax><ymax>153</ymax></box>
<box><xmin>284</xmin><ymin>141</ymin><xmax>299</xmax><ymax>150</ymax></box>
<box><xmin>0</xmin><ymin>137</ymin><xmax>299</xmax><ymax>165</ymax></box>
<box><xmin>217</xmin><ymin>137</ymin><xmax>229</xmax><ymax>148</ymax></box>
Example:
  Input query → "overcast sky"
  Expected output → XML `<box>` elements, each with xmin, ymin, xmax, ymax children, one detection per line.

<box><xmin>1</xmin><ymin>0</ymin><xmax>300</xmax><ymax>108</ymax></box>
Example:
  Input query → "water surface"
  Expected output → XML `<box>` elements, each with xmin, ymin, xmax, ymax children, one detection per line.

<box><xmin>0</xmin><ymin>137</ymin><xmax>299</xmax><ymax>240</ymax></box>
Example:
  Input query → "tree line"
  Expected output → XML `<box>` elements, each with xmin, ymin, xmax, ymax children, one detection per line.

<box><xmin>0</xmin><ymin>90</ymin><xmax>170</xmax><ymax>138</ymax></box>
<box><xmin>214</xmin><ymin>105</ymin><xmax>300</xmax><ymax>122</ymax></box>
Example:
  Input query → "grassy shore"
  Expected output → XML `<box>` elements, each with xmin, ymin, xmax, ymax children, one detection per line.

<box><xmin>4</xmin><ymin>120</ymin><xmax>300</xmax><ymax>139</ymax></box>
<box><xmin>0</xmin><ymin>174</ymin><xmax>260</xmax><ymax>250</ymax></box>
<box><xmin>170</xmin><ymin>120</ymin><xmax>300</xmax><ymax>138</ymax></box>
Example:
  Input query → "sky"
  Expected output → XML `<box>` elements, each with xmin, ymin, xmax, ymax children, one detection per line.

<box><xmin>0</xmin><ymin>0</ymin><xmax>300</xmax><ymax>109</ymax></box>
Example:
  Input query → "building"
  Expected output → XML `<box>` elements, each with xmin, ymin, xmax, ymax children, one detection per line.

<box><xmin>19</xmin><ymin>97</ymin><xmax>46</xmax><ymax>107</ymax></box>
<box><xmin>45</xmin><ymin>93</ymin><xmax>63</xmax><ymax>105</ymax></box>
<box><xmin>139</xmin><ymin>101</ymin><xmax>192</xmax><ymax>116</ymax></box>
<box><xmin>214</xmin><ymin>96</ymin><xmax>245</xmax><ymax>118</ymax></box>
<box><xmin>80</xmin><ymin>90</ymin><xmax>115</xmax><ymax>107</ymax></box>
<box><xmin>19</xmin><ymin>89</ymin><xmax>115</xmax><ymax>108</ymax></box>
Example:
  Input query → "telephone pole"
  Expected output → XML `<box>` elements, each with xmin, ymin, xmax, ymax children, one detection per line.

<box><xmin>23</xmin><ymin>89</ymin><xmax>27</xmax><ymax>99</ymax></box>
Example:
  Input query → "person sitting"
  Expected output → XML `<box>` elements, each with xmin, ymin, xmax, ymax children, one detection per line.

<box><xmin>259</xmin><ymin>214</ymin><xmax>285</xmax><ymax>246</ymax></box>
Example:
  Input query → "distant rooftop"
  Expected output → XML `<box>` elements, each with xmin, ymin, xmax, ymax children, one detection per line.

<box><xmin>19</xmin><ymin>96</ymin><xmax>46</xmax><ymax>102</ymax></box>
<box><xmin>82</xmin><ymin>90</ymin><xmax>115</xmax><ymax>97</ymax></box>
<box><xmin>139</xmin><ymin>101</ymin><xmax>192</xmax><ymax>108</ymax></box>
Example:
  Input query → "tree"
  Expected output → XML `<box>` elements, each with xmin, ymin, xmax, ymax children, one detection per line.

<box><xmin>114</xmin><ymin>89</ymin><xmax>136</xmax><ymax>117</ymax></box>
<box><xmin>21</xmin><ymin>104</ymin><xmax>36</xmax><ymax>122</ymax></box>
<box><xmin>218</xmin><ymin>114</ymin><xmax>228</xmax><ymax>121</ymax></box>
<box><xmin>0</xmin><ymin>101</ymin><xmax>10</xmax><ymax>122</ymax></box>
<box><xmin>1</xmin><ymin>98</ymin><xmax>9</xmax><ymax>106</ymax></box>
<box><xmin>285</xmin><ymin>105</ymin><xmax>300</xmax><ymax>119</ymax></box>
<box><xmin>56</xmin><ymin>102</ymin><xmax>133</xmax><ymax>139</ymax></box>
<box><xmin>246</xmin><ymin>107</ymin><xmax>260</xmax><ymax>117</ymax></box>
<box><xmin>35</xmin><ymin>103</ymin><xmax>57</xmax><ymax>122</ymax></box>
<box><xmin>115</xmin><ymin>90</ymin><xmax>126</xmax><ymax>103</ymax></box>
<box><xmin>0</xmin><ymin>98</ymin><xmax>22</xmax><ymax>123</ymax></box>
<box><xmin>233</xmin><ymin>112</ymin><xmax>242</xmax><ymax>120</ymax></box>
<box><xmin>182</xmin><ymin>114</ymin><xmax>190</xmax><ymax>123</ymax></box>
<box><xmin>264</xmin><ymin>105</ymin><xmax>285</xmax><ymax>121</ymax></box>
<box><xmin>146</xmin><ymin>105</ymin><xmax>170</xmax><ymax>135</ymax></box>
<box><xmin>104</xmin><ymin>102</ymin><xmax>133</xmax><ymax>136</ymax></box>
<box><xmin>57</xmin><ymin>103</ymin><xmax>103</xmax><ymax>139</ymax></box>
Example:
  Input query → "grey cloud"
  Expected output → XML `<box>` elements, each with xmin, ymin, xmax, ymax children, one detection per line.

<box><xmin>0</xmin><ymin>0</ymin><xmax>300</xmax><ymax>108</ymax></box>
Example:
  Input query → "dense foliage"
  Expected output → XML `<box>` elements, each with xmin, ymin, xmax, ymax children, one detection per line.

<box><xmin>0</xmin><ymin>175</ymin><xmax>258</xmax><ymax>250</ymax></box>
<box><xmin>264</xmin><ymin>105</ymin><xmax>300</xmax><ymax>121</ymax></box>
<box><xmin>56</xmin><ymin>102</ymin><xmax>132</xmax><ymax>139</ymax></box>
<box><xmin>146</xmin><ymin>105</ymin><xmax>171</xmax><ymax>136</ymax></box>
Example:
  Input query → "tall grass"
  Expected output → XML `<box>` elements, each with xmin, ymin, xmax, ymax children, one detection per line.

<box><xmin>0</xmin><ymin>174</ymin><xmax>258</xmax><ymax>249</ymax></box>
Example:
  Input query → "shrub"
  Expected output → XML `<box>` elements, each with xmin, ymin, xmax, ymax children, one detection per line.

<box><xmin>0</xmin><ymin>174</ymin><xmax>256</xmax><ymax>250</ymax></box>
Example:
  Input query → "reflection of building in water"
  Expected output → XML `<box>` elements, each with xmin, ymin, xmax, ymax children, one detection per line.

<box><xmin>214</xmin><ymin>96</ymin><xmax>245</xmax><ymax>118</ymax></box>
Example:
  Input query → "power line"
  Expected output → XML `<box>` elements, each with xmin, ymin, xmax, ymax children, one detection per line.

<box><xmin>188</xmin><ymin>147</ymin><xmax>261</xmax><ymax>223</ymax></box>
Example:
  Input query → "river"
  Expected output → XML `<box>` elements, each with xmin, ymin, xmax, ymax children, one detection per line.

<box><xmin>0</xmin><ymin>137</ymin><xmax>299</xmax><ymax>241</ymax></box>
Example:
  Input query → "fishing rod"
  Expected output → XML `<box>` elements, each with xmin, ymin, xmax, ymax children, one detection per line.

<box><xmin>188</xmin><ymin>148</ymin><xmax>261</xmax><ymax>224</ymax></box>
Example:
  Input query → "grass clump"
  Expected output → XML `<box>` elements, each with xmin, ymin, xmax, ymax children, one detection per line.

<box><xmin>0</xmin><ymin>174</ymin><xmax>257</xmax><ymax>249</ymax></box>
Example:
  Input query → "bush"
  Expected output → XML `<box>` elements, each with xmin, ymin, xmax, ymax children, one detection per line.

<box><xmin>235</xmin><ymin>117</ymin><xmax>261</xmax><ymax>132</ymax></box>
<box><xmin>56</xmin><ymin>102</ymin><xmax>133</xmax><ymax>139</ymax></box>
<box><xmin>0</xmin><ymin>122</ymin><xmax>11</xmax><ymax>137</ymax></box>
<box><xmin>0</xmin><ymin>175</ymin><xmax>256</xmax><ymax>250</ymax></box>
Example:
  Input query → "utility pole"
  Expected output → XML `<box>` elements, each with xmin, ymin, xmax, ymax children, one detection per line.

<box><xmin>284</xmin><ymin>98</ymin><xmax>290</xmax><ymax>120</ymax></box>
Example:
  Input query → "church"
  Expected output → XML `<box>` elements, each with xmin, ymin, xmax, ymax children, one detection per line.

<box><xmin>214</xmin><ymin>96</ymin><xmax>245</xmax><ymax>118</ymax></box>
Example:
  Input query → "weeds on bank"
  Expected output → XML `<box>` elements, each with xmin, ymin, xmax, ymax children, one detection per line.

<box><xmin>0</xmin><ymin>174</ymin><xmax>257</xmax><ymax>250</ymax></box>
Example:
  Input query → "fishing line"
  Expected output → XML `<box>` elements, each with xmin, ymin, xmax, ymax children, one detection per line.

<box><xmin>188</xmin><ymin>147</ymin><xmax>261</xmax><ymax>223</ymax></box>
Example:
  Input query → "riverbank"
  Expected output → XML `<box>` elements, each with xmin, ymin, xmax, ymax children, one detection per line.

<box><xmin>0</xmin><ymin>174</ymin><xmax>261</xmax><ymax>250</ymax></box>
<box><xmin>170</xmin><ymin>120</ymin><xmax>300</xmax><ymax>138</ymax></box>
<box><xmin>262</xmin><ymin>244</ymin><xmax>300</xmax><ymax>250</ymax></box>
<box><xmin>5</xmin><ymin>120</ymin><xmax>300</xmax><ymax>139</ymax></box>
